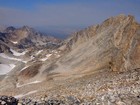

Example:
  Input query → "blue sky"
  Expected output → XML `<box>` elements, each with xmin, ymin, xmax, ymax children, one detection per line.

<box><xmin>0</xmin><ymin>0</ymin><xmax>140</xmax><ymax>38</ymax></box>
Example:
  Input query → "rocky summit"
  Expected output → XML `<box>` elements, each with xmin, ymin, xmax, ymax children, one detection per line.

<box><xmin>0</xmin><ymin>14</ymin><xmax>140</xmax><ymax>105</ymax></box>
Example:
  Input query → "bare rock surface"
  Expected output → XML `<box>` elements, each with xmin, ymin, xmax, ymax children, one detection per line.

<box><xmin>56</xmin><ymin>15</ymin><xmax>140</xmax><ymax>74</ymax></box>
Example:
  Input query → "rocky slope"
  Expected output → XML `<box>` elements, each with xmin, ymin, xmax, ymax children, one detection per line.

<box><xmin>0</xmin><ymin>26</ymin><xmax>62</xmax><ymax>90</ymax></box>
<box><xmin>58</xmin><ymin>14</ymin><xmax>140</xmax><ymax>73</ymax></box>
<box><xmin>0</xmin><ymin>14</ymin><xmax>140</xmax><ymax>105</ymax></box>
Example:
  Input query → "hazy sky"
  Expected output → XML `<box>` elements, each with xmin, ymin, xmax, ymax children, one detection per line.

<box><xmin>0</xmin><ymin>0</ymin><xmax>140</xmax><ymax>38</ymax></box>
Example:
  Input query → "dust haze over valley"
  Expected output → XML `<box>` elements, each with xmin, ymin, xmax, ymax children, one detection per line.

<box><xmin>0</xmin><ymin>0</ymin><xmax>140</xmax><ymax>105</ymax></box>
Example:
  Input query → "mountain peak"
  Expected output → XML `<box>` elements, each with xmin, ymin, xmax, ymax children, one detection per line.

<box><xmin>60</xmin><ymin>14</ymin><xmax>140</xmax><ymax>72</ymax></box>
<box><xmin>0</xmin><ymin>25</ymin><xmax>61</xmax><ymax>51</ymax></box>
<box><xmin>5</xmin><ymin>26</ymin><xmax>16</xmax><ymax>32</ymax></box>
<box><xmin>21</xmin><ymin>26</ymin><xmax>33</xmax><ymax>32</ymax></box>
<box><xmin>101</xmin><ymin>14</ymin><xmax>135</xmax><ymax>28</ymax></box>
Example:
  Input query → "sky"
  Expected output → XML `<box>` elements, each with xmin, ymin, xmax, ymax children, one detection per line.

<box><xmin>0</xmin><ymin>0</ymin><xmax>140</xmax><ymax>38</ymax></box>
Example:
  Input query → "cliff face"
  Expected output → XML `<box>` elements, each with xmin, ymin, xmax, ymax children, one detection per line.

<box><xmin>58</xmin><ymin>15</ymin><xmax>140</xmax><ymax>73</ymax></box>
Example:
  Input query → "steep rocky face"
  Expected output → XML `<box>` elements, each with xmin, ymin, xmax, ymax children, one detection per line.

<box><xmin>0</xmin><ymin>33</ymin><xmax>11</xmax><ymax>53</ymax></box>
<box><xmin>58</xmin><ymin>15</ymin><xmax>140</xmax><ymax>73</ymax></box>
<box><xmin>0</xmin><ymin>44</ymin><xmax>10</xmax><ymax>53</ymax></box>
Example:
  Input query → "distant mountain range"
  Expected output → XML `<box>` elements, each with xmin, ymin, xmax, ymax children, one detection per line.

<box><xmin>0</xmin><ymin>14</ymin><xmax>140</xmax><ymax>105</ymax></box>
<box><xmin>0</xmin><ymin>26</ymin><xmax>61</xmax><ymax>53</ymax></box>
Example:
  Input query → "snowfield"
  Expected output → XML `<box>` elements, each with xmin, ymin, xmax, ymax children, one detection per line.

<box><xmin>0</xmin><ymin>64</ymin><xmax>15</xmax><ymax>75</ymax></box>
<box><xmin>0</xmin><ymin>53</ymin><xmax>22</xmax><ymax>61</ymax></box>
<box><xmin>10</xmin><ymin>49</ymin><xmax>27</xmax><ymax>56</ymax></box>
<box><xmin>0</xmin><ymin>53</ymin><xmax>28</xmax><ymax>63</ymax></box>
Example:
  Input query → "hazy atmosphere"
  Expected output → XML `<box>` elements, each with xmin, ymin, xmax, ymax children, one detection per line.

<box><xmin>0</xmin><ymin>0</ymin><xmax>140</xmax><ymax>38</ymax></box>
<box><xmin>1</xmin><ymin>1</ymin><xmax>140</xmax><ymax>104</ymax></box>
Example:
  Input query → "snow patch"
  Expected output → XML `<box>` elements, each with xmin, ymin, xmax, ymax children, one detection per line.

<box><xmin>31</xmin><ymin>55</ymin><xmax>35</xmax><ymax>60</ymax></box>
<box><xmin>0</xmin><ymin>53</ymin><xmax>27</xmax><ymax>63</ymax></box>
<box><xmin>35</xmin><ymin>50</ymin><xmax>43</xmax><ymax>55</ymax></box>
<box><xmin>40</xmin><ymin>58</ymin><xmax>48</xmax><ymax>61</ymax></box>
<box><xmin>20</xmin><ymin>65</ymin><xmax>30</xmax><ymax>72</ymax></box>
<box><xmin>0</xmin><ymin>64</ymin><xmax>15</xmax><ymax>75</ymax></box>
<box><xmin>40</xmin><ymin>54</ymin><xmax>52</xmax><ymax>61</ymax></box>
<box><xmin>11</xmin><ymin>41</ymin><xmax>18</xmax><ymax>44</ymax></box>
<box><xmin>10</xmin><ymin>49</ymin><xmax>27</xmax><ymax>56</ymax></box>
<box><xmin>52</xmin><ymin>50</ymin><xmax>55</xmax><ymax>53</ymax></box>
<box><xmin>0</xmin><ymin>53</ymin><xmax>22</xmax><ymax>61</ymax></box>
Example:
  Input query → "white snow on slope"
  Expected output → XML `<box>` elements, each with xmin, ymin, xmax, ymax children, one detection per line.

<box><xmin>0</xmin><ymin>53</ymin><xmax>27</xmax><ymax>63</ymax></box>
<box><xmin>11</xmin><ymin>41</ymin><xmax>18</xmax><ymax>44</ymax></box>
<box><xmin>10</xmin><ymin>49</ymin><xmax>27</xmax><ymax>56</ymax></box>
<box><xmin>14</xmin><ymin>90</ymin><xmax>38</xmax><ymax>98</ymax></box>
<box><xmin>0</xmin><ymin>64</ymin><xmax>15</xmax><ymax>75</ymax></box>
<box><xmin>40</xmin><ymin>54</ymin><xmax>52</xmax><ymax>61</ymax></box>
<box><xmin>16</xmin><ymin>81</ymin><xmax>42</xmax><ymax>88</ymax></box>
<box><xmin>0</xmin><ymin>53</ymin><xmax>22</xmax><ymax>61</ymax></box>
<box><xmin>20</xmin><ymin>65</ymin><xmax>30</xmax><ymax>72</ymax></box>
<box><xmin>35</xmin><ymin>50</ymin><xmax>43</xmax><ymax>55</ymax></box>
<box><xmin>31</xmin><ymin>55</ymin><xmax>35</xmax><ymax>60</ymax></box>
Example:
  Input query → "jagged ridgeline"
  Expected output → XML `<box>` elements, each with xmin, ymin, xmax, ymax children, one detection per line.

<box><xmin>0</xmin><ymin>26</ymin><xmax>61</xmax><ymax>53</ymax></box>
<box><xmin>0</xmin><ymin>15</ymin><xmax>140</xmax><ymax>105</ymax></box>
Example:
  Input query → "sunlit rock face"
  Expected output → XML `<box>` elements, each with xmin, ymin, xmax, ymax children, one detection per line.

<box><xmin>59</xmin><ymin>14</ymin><xmax>140</xmax><ymax>73</ymax></box>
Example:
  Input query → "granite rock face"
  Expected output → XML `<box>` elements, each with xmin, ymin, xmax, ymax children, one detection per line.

<box><xmin>58</xmin><ymin>14</ymin><xmax>140</xmax><ymax>73</ymax></box>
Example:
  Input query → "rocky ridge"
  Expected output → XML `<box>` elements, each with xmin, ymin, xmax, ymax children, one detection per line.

<box><xmin>58</xmin><ymin>14</ymin><xmax>140</xmax><ymax>73</ymax></box>
<box><xmin>0</xmin><ymin>26</ymin><xmax>61</xmax><ymax>53</ymax></box>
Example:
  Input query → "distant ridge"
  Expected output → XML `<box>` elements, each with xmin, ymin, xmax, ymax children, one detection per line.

<box><xmin>0</xmin><ymin>26</ymin><xmax>61</xmax><ymax>53</ymax></box>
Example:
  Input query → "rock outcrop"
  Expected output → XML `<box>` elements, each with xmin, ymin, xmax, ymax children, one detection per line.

<box><xmin>58</xmin><ymin>14</ymin><xmax>140</xmax><ymax>73</ymax></box>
